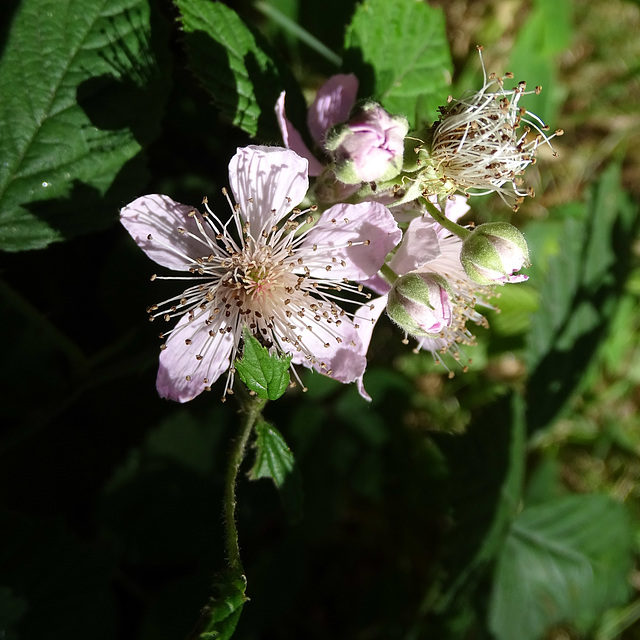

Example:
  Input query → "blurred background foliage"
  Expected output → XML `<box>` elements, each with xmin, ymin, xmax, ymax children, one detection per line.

<box><xmin>1</xmin><ymin>0</ymin><xmax>640</xmax><ymax>639</ymax></box>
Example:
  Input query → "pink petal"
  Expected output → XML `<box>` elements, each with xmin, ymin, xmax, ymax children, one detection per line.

<box><xmin>275</xmin><ymin>92</ymin><xmax>324</xmax><ymax>176</ymax></box>
<box><xmin>307</xmin><ymin>74</ymin><xmax>358</xmax><ymax>145</ymax></box>
<box><xmin>427</xmin><ymin>194</ymin><xmax>470</xmax><ymax>229</ymax></box>
<box><xmin>284</xmin><ymin>314</ymin><xmax>368</xmax><ymax>390</ymax></box>
<box><xmin>353</xmin><ymin>295</ymin><xmax>389</xmax><ymax>400</ymax></box>
<box><xmin>302</xmin><ymin>201</ymin><xmax>401</xmax><ymax>280</ymax></box>
<box><xmin>120</xmin><ymin>195</ymin><xmax>207</xmax><ymax>271</ymax></box>
<box><xmin>228</xmin><ymin>145</ymin><xmax>309</xmax><ymax>237</ymax></box>
<box><xmin>360</xmin><ymin>273</ymin><xmax>391</xmax><ymax>296</ymax></box>
<box><xmin>156</xmin><ymin>312</ymin><xmax>234</xmax><ymax>402</ymax></box>
<box><xmin>389</xmin><ymin>216</ymin><xmax>441</xmax><ymax>275</ymax></box>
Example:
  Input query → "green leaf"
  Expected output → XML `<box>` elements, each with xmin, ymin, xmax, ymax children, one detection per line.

<box><xmin>176</xmin><ymin>0</ymin><xmax>299</xmax><ymax>140</ymax></box>
<box><xmin>344</xmin><ymin>0</ymin><xmax>452</xmax><ymax>128</ymax></box>
<box><xmin>250</xmin><ymin>421</ymin><xmax>295</xmax><ymax>487</ymax></box>
<box><xmin>526</xmin><ymin>163</ymin><xmax>640</xmax><ymax>432</ymax></box>
<box><xmin>0</xmin><ymin>0</ymin><xmax>169</xmax><ymax>251</ymax></box>
<box><xmin>508</xmin><ymin>0</ymin><xmax>572</xmax><ymax>125</ymax></box>
<box><xmin>250</xmin><ymin>421</ymin><xmax>303</xmax><ymax>521</ymax></box>
<box><xmin>234</xmin><ymin>330</ymin><xmax>292</xmax><ymax>400</ymax></box>
<box><xmin>489</xmin><ymin>495</ymin><xmax>634</xmax><ymax>640</ymax></box>
<box><xmin>188</xmin><ymin>569</ymin><xmax>248</xmax><ymax>640</ymax></box>
<box><xmin>434</xmin><ymin>394</ymin><xmax>526</xmax><ymax>612</ymax></box>
<box><xmin>485</xmin><ymin>282</ymin><xmax>538</xmax><ymax>337</ymax></box>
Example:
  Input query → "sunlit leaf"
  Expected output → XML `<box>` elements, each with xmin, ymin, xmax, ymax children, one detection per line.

<box><xmin>490</xmin><ymin>495</ymin><xmax>634</xmax><ymax>640</ymax></box>
<box><xmin>344</xmin><ymin>0</ymin><xmax>452</xmax><ymax>128</ymax></box>
<box><xmin>0</xmin><ymin>0</ymin><xmax>169</xmax><ymax>251</ymax></box>
<box><xmin>508</xmin><ymin>0</ymin><xmax>572</xmax><ymax>124</ymax></box>
<box><xmin>176</xmin><ymin>0</ymin><xmax>301</xmax><ymax>140</ymax></box>
<box><xmin>526</xmin><ymin>163</ymin><xmax>639</xmax><ymax>431</ymax></box>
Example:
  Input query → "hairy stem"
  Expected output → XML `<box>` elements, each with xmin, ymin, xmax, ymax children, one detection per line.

<box><xmin>422</xmin><ymin>198</ymin><xmax>472</xmax><ymax>240</ymax></box>
<box><xmin>380</xmin><ymin>262</ymin><xmax>399</xmax><ymax>285</ymax></box>
<box><xmin>224</xmin><ymin>393</ymin><xmax>267</xmax><ymax>572</ymax></box>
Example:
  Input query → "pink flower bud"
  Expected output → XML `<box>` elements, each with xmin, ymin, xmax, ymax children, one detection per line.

<box><xmin>460</xmin><ymin>222</ymin><xmax>531</xmax><ymax>285</ymax></box>
<box><xmin>325</xmin><ymin>101</ymin><xmax>409</xmax><ymax>184</ymax></box>
<box><xmin>387</xmin><ymin>273</ymin><xmax>453</xmax><ymax>337</ymax></box>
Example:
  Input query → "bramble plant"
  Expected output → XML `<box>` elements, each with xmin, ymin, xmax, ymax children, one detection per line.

<box><xmin>2</xmin><ymin>1</ymin><xmax>640</xmax><ymax>640</ymax></box>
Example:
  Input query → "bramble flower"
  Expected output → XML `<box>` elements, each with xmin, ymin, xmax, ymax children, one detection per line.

<box><xmin>275</xmin><ymin>74</ymin><xmax>359</xmax><ymax>176</ymax></box>
<box><xmin>324</xmin><ymin>101</ymin><xmax>409</xmax><ymax>184</ymax></box>
<box><xmin>360</xmin><ymin>197</ymin><xmax>492</xmax><ymax>368</ymax></box>
<box><xmin>120</xmin><ymin>146</ymin><xmax>401</xmax><ymax>402</ymax></box>
<box><xmin>460</xmin><ymin>221</ymin><xmax>530</xmax><ymax>285</ymax></box>
<box><xmin>423</xmin><ymin>46</ymin><xmax>563</xmax><ymax>209</ymax></box>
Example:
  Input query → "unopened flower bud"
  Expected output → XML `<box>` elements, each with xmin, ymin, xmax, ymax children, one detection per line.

<box><xmin>460</xmin><ymin>222</ymin><xmax>530</xmax><ymax>285</ymax></box>
<box><xmin>387</xmin><ymin>273</ymin><xmax>453</xmax><ymax>337</ymax></box>
<box><xmin>325</xmin><ymin>101</ymin><xmax>409</xmax><ymax>184</ymax></box>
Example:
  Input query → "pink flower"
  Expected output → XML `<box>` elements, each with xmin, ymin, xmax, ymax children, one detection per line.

<box><xmin>120</xmin><ymin>145</ymin><xmax>401</xmax><ymax>402</ymax></box>
<box><xmin>275</xmin><ymin>74</ymin><xmax>359</xmax><ymax>176</ymax></box>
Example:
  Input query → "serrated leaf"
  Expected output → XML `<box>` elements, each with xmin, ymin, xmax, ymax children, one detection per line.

<box><xmin>176</xmin><ymin>0</ymin><xmax>295</xmax><ymax>139</ymax></box>
<box><xmin>250</xmin><ymin>421</ymin><xmax>303</xmax><ymax>521</ymax></box>
<box><xmin>489</xmin><ymin>495</ymin><xmax>634</xmax><ymax>640</ymax></box>
<box><xmin>526</xmin><ymin>163</ymin><xmax>640</xmax><ymax>431</ymax></box>
<box><xmin>234</xmin><ymin>330</ymin><xmax>291</xmax><ymax>400</ymax></box>
<box><xmin>344</xmin><ymin>0</ymin><xmax>452</xmax><ymax>128</ymax></box>
<box><xmin>189</xmin><ymin>569</ymin><xmax>248</xmax><ymax>640</ymax></box>
<box><xmin>250</xmin><ymin>422</ymin><xmax>295</xmax><ymax>486</ymax></box>
<box><xmin>0</xmin><ymin>0</ymin><xmax>169</xmax><ymax>251</ymax></box>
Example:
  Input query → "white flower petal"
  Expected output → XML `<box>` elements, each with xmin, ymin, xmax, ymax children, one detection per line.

<box><xmin>156</xmin><ymin>313</ymin><xmax>234</xmax><ymax>402</ymax></box>
<box><xmin>228</xmin><ymin>145</ymin><xmax>308</xmax><ymax>236</ymax></box>
<box><xmin>303</xmin><ymin>201</ymin><xmax>401</xmax><ymax>280</ymax></box>
<box><xmin>280</xmin><ymin>312</ymin><xmax>367</xmax><ymax>387</ymax></box>
<box><xmin>389</xmin><ymin>216</ymin><xmax>441</xmax><ymax>275</ymax></box>
<box><xmin>120</xmin><ymin>195</ymin><xmax>207</xmax><ymax>271</ymax></box>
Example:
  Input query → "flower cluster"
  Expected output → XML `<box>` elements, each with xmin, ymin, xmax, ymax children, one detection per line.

<box><xmin>122</xmin><ymin>49</ymin><xmax>558</xmax><ymax>402</ymax></box>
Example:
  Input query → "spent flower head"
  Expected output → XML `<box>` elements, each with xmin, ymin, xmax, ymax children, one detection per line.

<box><xmin>423</xmin><ymin>46</ymin><xmax>563</xmax><ymax>209</ymax></box>
<box><xmin>120</xmin><ymin>145</ymin><xmax>401</xmax><ymax>402</ymax></box>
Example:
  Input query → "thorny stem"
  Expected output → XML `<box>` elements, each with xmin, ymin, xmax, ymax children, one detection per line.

<box><xmin>422</xmin><ymin>198</ymin><xmax>472</xmax><ymax>241</ymax></box>
<box><xmin>224</xmin><ymin>392</ymin><xmax>267</xmax><ymax>572</ymax></box>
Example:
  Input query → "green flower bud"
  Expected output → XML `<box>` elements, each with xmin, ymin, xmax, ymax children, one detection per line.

<box><xmin>460</xmin><ymin>222</ymin><xmax>530</xmax><ymax>285</ymax></box>
<box><xmin>387</xmin><ymin>273</ymin><xmax>453</xmax><ymax>337</ymax></box>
